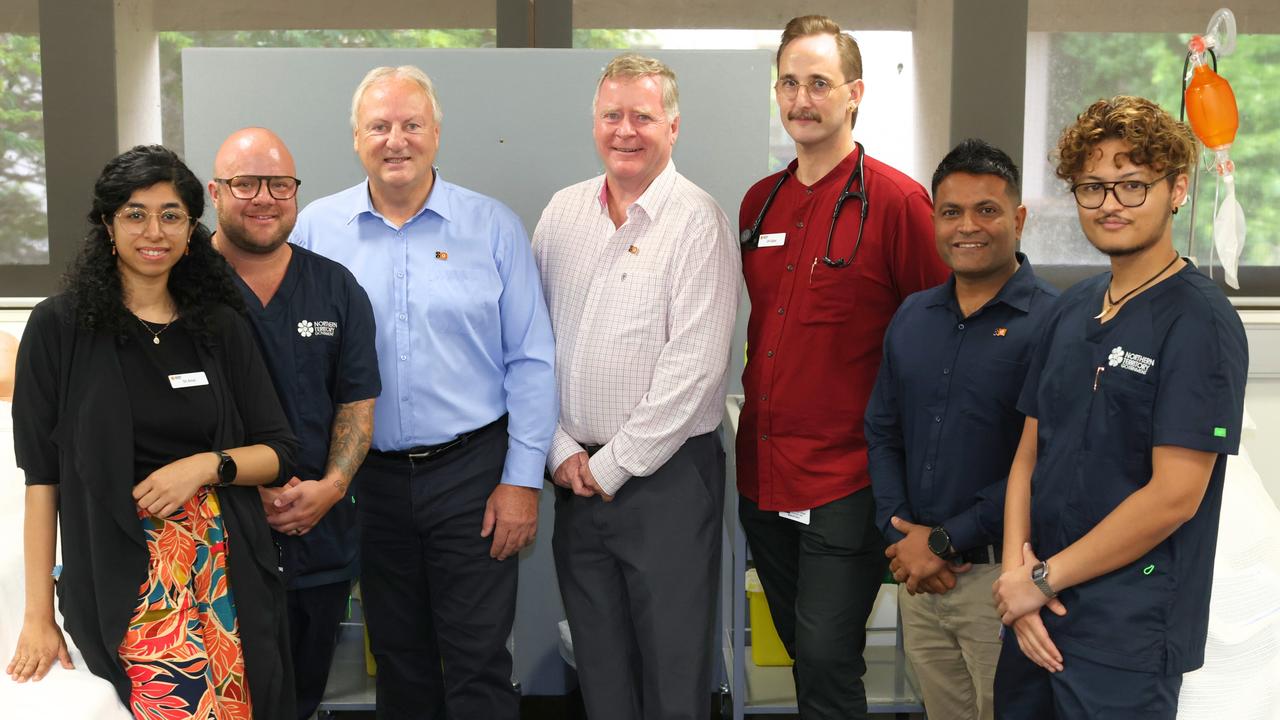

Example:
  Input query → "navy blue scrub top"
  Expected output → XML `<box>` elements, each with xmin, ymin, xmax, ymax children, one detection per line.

<box><xmin>1019</xmin><ymin>261</ymin><xmax>1247</xmax><ymax>675</ymax></box>
<box><xmin>866</xmin><ymin>254</ymin><xmax>1059</xmax><ymax>551</ymax></box>
<box><xmin>231</xmin><ymin>243</ymin><xmax>382</xmax><ymax>588</ymax></box>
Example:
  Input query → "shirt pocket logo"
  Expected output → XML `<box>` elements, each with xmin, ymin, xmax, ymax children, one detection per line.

<box><xmin>297</xmin><ymin>319</ymin><xmax>338</xmax><ymax>338</ymax></box>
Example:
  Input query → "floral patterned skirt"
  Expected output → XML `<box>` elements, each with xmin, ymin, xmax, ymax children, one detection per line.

<box><xmin>118</xmin><ymin>487</ymin><xmax>253</xmax><ymax>720</ymax></box>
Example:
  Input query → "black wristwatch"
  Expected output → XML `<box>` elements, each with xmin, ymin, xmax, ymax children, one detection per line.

<box><xmin>927</xmin><ymin>525</ymin><xmax>955</xmax><ymax>559</ymax></box>
<box><xmin>214</xmin><ymin>450</ymin><xmax>237</xmax><ymax>487</ymax></box>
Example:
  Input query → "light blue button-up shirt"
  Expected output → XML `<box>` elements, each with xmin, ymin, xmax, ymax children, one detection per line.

<box><xmin>291</xmin><ymin>175</ymin><xmax>557</xmax><ymax>488</ymax></box>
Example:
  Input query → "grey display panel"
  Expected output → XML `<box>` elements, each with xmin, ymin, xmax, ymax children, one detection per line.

<box><xmin>183</xmin><ymin>47</ymin><xmax>770</xmax><ymax>696</ymax></box>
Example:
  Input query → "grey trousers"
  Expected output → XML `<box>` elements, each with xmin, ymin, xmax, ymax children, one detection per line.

<box><xmin>553</xmin><ymin>431</ymin><xmax>725</xmax><ymax>720</ymax></box>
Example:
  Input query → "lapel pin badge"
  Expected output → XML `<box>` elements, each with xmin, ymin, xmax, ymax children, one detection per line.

<box><xmin>993</xmin><ymin>327</ymin><xmax>1008</xmax><ymax>337</ymax></box>
<box><xmin>435</xmin><ymin>251</ymin><xmax>448</xmax><ymax>260</ymax></box>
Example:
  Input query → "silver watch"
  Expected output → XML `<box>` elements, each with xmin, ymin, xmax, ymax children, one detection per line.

<box><xmin>1030</xmin><ymin>560</ymin><xmax>1057</xmax><ymax>599</ymax></box>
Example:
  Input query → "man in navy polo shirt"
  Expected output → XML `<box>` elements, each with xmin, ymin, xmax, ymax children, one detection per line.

<box><xmin>209</xmin><ymin>127</ymin><xmax>381</xmax><ymax>720</ymax></box>
<box><xmin>991</xmin><ymin>96</ymin><xmax>1248</xmax><ymax>719</ymax></box>
<box><xmin>866</xmin><ymin>139</ymin><xmax>1058</xmax><ymax>720</ymax></box>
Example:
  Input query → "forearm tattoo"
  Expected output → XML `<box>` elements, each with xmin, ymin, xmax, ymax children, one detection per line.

<box><xmin>326</xmin><ymin>399</ymin><xmax>374</xmax><ymax>494</ymax></box>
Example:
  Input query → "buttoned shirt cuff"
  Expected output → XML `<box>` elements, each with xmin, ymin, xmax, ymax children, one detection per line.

<box><xmin>500</xmin><ymin>444</ymin><xmax>548</xmax><ymax>490</ymax></box>
<box><xmin>940</xmin><ymin>510</ymin><xmax>985</xmax><ymax>554</ymax></box>
<box><xmin>547</xmin><ymin>427</ymin><xmax>585</xmax><ymax>475</ymax></box>
<box><xmin>587</xmin><ymin>446</ymin><xmax>632</xmax><ymax>497</ymax></box>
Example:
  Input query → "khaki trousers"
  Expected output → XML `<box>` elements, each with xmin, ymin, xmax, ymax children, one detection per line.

<box><xmin>899</xmin><ymin>563</ymin><xmax>1003</xmax><ymax>720</ymax></box>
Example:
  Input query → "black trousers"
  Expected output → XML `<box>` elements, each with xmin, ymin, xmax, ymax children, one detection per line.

<box><xmin>288</xmin><ymin>579</ymin><xmax>351</xmax><ymax>720</ymax></box>
<box><xmin>357</xmin><ymin>419</ymin><xmax>519</xmax><ymax>720</ymax></box>
<box><xmin>553</xmin><ymin>431</ymin><xmax>725</xmax><ymax>720</ymax></box>
<box><xmin>738</xmin><ymin>488</ymin><xmax>888</xmax><ymax>720</ymax></box>
<box><xmin>994</xmin><ymin>632</ymin><xmax>1182</xmax><ymax>719</ymax></box>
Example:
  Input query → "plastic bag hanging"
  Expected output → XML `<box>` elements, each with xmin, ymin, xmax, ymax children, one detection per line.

<box><xmin>1183</xmin><ymin>8</ymin><xmax>1246</xmax><ymax>288</ymax></box>
<box><xmin>1213</xmin><ymin>175</ymin><xmax>1246</xmax><ymax>288</ymax></box>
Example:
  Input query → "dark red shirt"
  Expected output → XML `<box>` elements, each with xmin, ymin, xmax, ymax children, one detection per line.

<box><xmin>737</xmin><ymin>148</ymin><xmax>949</xmax><ymax>511</ymax></box>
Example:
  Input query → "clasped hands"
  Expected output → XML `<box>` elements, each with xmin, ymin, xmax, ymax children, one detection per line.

<box><xmin>885</xmin><ymin>517</ymin><xmax>971</xmax><ymax>595</ymax></box>
<box><xmin>260</xmin><ymin>476</ymin><xmax>344</xmax><ymax>537</ymax></box>
<box><xmin>992</xmin><ymin>542</ymin><xmax>1069</xmax><ymax>673</ymax></box>
<box><xmin>551</xmin><ymin>451</ymin><xmax>614</xmax><ymax>502</ymax></box>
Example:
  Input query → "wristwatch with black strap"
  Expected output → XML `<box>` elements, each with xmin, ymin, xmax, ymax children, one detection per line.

<box><xmin>927</xmin><ymin>525</ymin><xmax>956</xmax><ymax>560</ymax></box>
<box><xmin>213</xmin><ymin>450</ymin><xmax>237</xmax><ymax>487</ymax></box>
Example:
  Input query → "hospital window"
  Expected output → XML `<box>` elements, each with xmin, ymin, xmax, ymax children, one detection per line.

<box><xmin>0</xmin><ymin>32</ymin><xmax>48</xmax><ymax>267</ymax></box>
<box><xmin>1021</xmin><ymin>31</ymin><xmax>1280</xmax><ymax>295</ymax></box>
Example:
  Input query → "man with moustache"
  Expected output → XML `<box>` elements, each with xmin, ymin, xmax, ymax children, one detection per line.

<box><xmin>865</xmin><ymin>139</ymin><xmax>1058</xmax><ymax>720</ymax></box>
<box><xmin>992</xmin><ymin>96</ymin><xmax>1247</xmax><ymax>719</ymax></box>
<box><xmin>291</xmin><ymin>66</ymin><xmax>557</xmax><ymax>719</ymax></box>
<box><xmin>209</xmin><ymin>127</ymin><xmax>381</xmax><ymax>720</ymax></box>
<box><xmin>736</xmin><ymin>15</ymin><xmax>949</xmax><ymax>719</ymax></box>
<box><xmin>532</xmin><ymin>54</ymin><xmax>739</xmax><ymax>720</ymax></box>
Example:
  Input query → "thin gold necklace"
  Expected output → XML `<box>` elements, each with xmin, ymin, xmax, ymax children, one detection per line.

<box><xmin>1095</xmin><ymin>253</ymin><xmax>1180</xmax><ymax>320</ymax></box>
<box><xmin>136</xmin><ymin>313</ymin><xmax>176</xmax><ymax>345</ymax></box>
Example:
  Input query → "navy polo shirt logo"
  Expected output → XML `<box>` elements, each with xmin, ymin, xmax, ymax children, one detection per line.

<box><xmin>297</xmin><ymin>319</ymin><xmax>338</xmax><ymax>338</ymax></box>
<box><xmin>1108</xmin><ymin>345</ymin><xmax>1155</xmax><ymax>376</ymax></box>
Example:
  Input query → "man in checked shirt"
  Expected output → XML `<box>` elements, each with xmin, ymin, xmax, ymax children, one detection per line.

<box><xmin>531</xmin><ymin>54</ymin><xmax>740</xmax><ymax>720</ymax></box>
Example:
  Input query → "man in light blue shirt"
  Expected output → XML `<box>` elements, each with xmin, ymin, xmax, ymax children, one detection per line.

<box><xmin>291</xmin><ymin>65</ymin><xmax>556</xmax><ymax>720</ymax></box>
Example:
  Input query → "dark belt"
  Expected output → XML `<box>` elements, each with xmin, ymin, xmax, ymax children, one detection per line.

<box><xmin>582</xmin><ymin>444</ymin><xmax>603</xmax><ymax>457</ymax></box>
<box><xmin>369</xmin><ymin>415</ymin><xmax>506</xmax><ymax>464</ymax></box>
<box><xmin>956</xmin><ymin>543</ymin><xmax>1002</xmax><ymax>565</ymax></box>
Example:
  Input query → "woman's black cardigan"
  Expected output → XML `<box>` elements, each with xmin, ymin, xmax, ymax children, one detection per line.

<box><xmin>12</xmin><ymin>294</ymin><xmax>297</xmax><ymax>718</ymax></box>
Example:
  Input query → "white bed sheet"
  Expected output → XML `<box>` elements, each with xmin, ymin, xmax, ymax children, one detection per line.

<box><xmin>0</xmin><ymin>401</ymin><xmax>131</xmax><ymax>718</ymax></box>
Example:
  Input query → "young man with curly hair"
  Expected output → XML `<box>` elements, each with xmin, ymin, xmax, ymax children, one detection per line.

<box><xmin>990</xmin><ymin>96</ymin><xmax>1248</xmax><ymax>718</ymax></box>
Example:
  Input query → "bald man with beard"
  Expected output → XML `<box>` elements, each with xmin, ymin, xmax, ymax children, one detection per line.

<box><xmin>209</xmin><ymin>128</ymin><xmax>381</xmax><ymax>719</ymax></box>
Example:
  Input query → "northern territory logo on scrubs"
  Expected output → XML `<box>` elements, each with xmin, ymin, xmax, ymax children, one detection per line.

<box><xmin>297</xmin><ymin>319</ymin><xmax>338</xmax><ymax>338</ymax></box>
<box><xmin>1107</xmin><ymin>346</ymin><xmax>1155</xmax><ymax>376</ymax></box>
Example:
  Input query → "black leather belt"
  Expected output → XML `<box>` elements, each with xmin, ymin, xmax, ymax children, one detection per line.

<box><xmin>582</xmin><ymin>444</ymin><xmax>603</xmax><ymax>457</ymax></box>
<box><xmin>370</xmin><ymin>415</ymin><xmax>506</xmax><ymax>464</ymax></box>
<box><xmin>956</xmin><ymin>544</ymin><xmax>1002</xmax><ymax>565</ymax></box>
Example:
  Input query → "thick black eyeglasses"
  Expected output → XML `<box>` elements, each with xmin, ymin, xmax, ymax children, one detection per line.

<box><xmin>215</xmin><ymin>175</ymin><xmax>302</xmax><ymax>201</ymax></box>
<box><xmin>1070</xmin><ymin>172</ymin><xmax>1177</xmax><ymax>209</ymax></box>
<box><xmin>740</xmin><ymin>142</ymin><xmax>868</xmax><ymax>269</ymax></box>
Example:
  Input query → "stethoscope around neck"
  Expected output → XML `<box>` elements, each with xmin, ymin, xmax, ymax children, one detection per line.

<box><xmin>739</xmin><ymin>141</ymin><xmax>869</xmax><ymax>269</ymax></box>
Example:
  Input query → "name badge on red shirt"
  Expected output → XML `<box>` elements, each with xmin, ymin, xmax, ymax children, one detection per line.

<box><xmin>758</xmin><ymin>232</ymin><xmax>786</xmax><ymax>248</ymax></box>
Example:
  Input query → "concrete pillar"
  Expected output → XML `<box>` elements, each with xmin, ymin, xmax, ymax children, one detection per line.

<box><xmin>913</xmin><ymin>0</ymin><xmax>954</xmax><ymax>183</ymax></box>
<box><xmin>115</xmin><ymin>0</ymin><xmax>162</xmax><ymax>150</ymax></box>
<box><xmin>948</xmin><ymin>0</ymin><xmax>1028</xmax><ymax>161</ymax></box>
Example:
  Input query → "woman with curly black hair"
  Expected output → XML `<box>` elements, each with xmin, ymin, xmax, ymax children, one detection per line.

<box><xmin>6</xmin><ymin>145</ymin><xmax>297</xmax><ymax>719</ymax></box>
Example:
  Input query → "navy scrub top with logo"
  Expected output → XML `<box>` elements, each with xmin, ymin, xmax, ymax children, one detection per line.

<box><xmin>231</xmin><ymin>243</ymin><xmax>382</xmax><ymax>588</ymax></box>
<box><xmin>1018</xmin><ymin>261</ymin><xmax>1247</xmax><ymax>675</ymax></box>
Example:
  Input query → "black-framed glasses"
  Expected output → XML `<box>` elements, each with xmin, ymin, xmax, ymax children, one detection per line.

<box><xmin>111</xmin><ymin>208</ymin><xmax>192</xmax><ymax>235</ymax></box>
<box><xmin>215</xmin><ymin>175</ymin><xmax>301</xmax><ymax>201</ymax></box>
<box><xmin>774</xmin><ymin>77</ymin><xmax>855</xmax><ymax>101</ymax></box>
<box><xmin>1070</xmin><ymin>172</ymin><xmax>1177</xmax><ymax>209</ymax></box>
